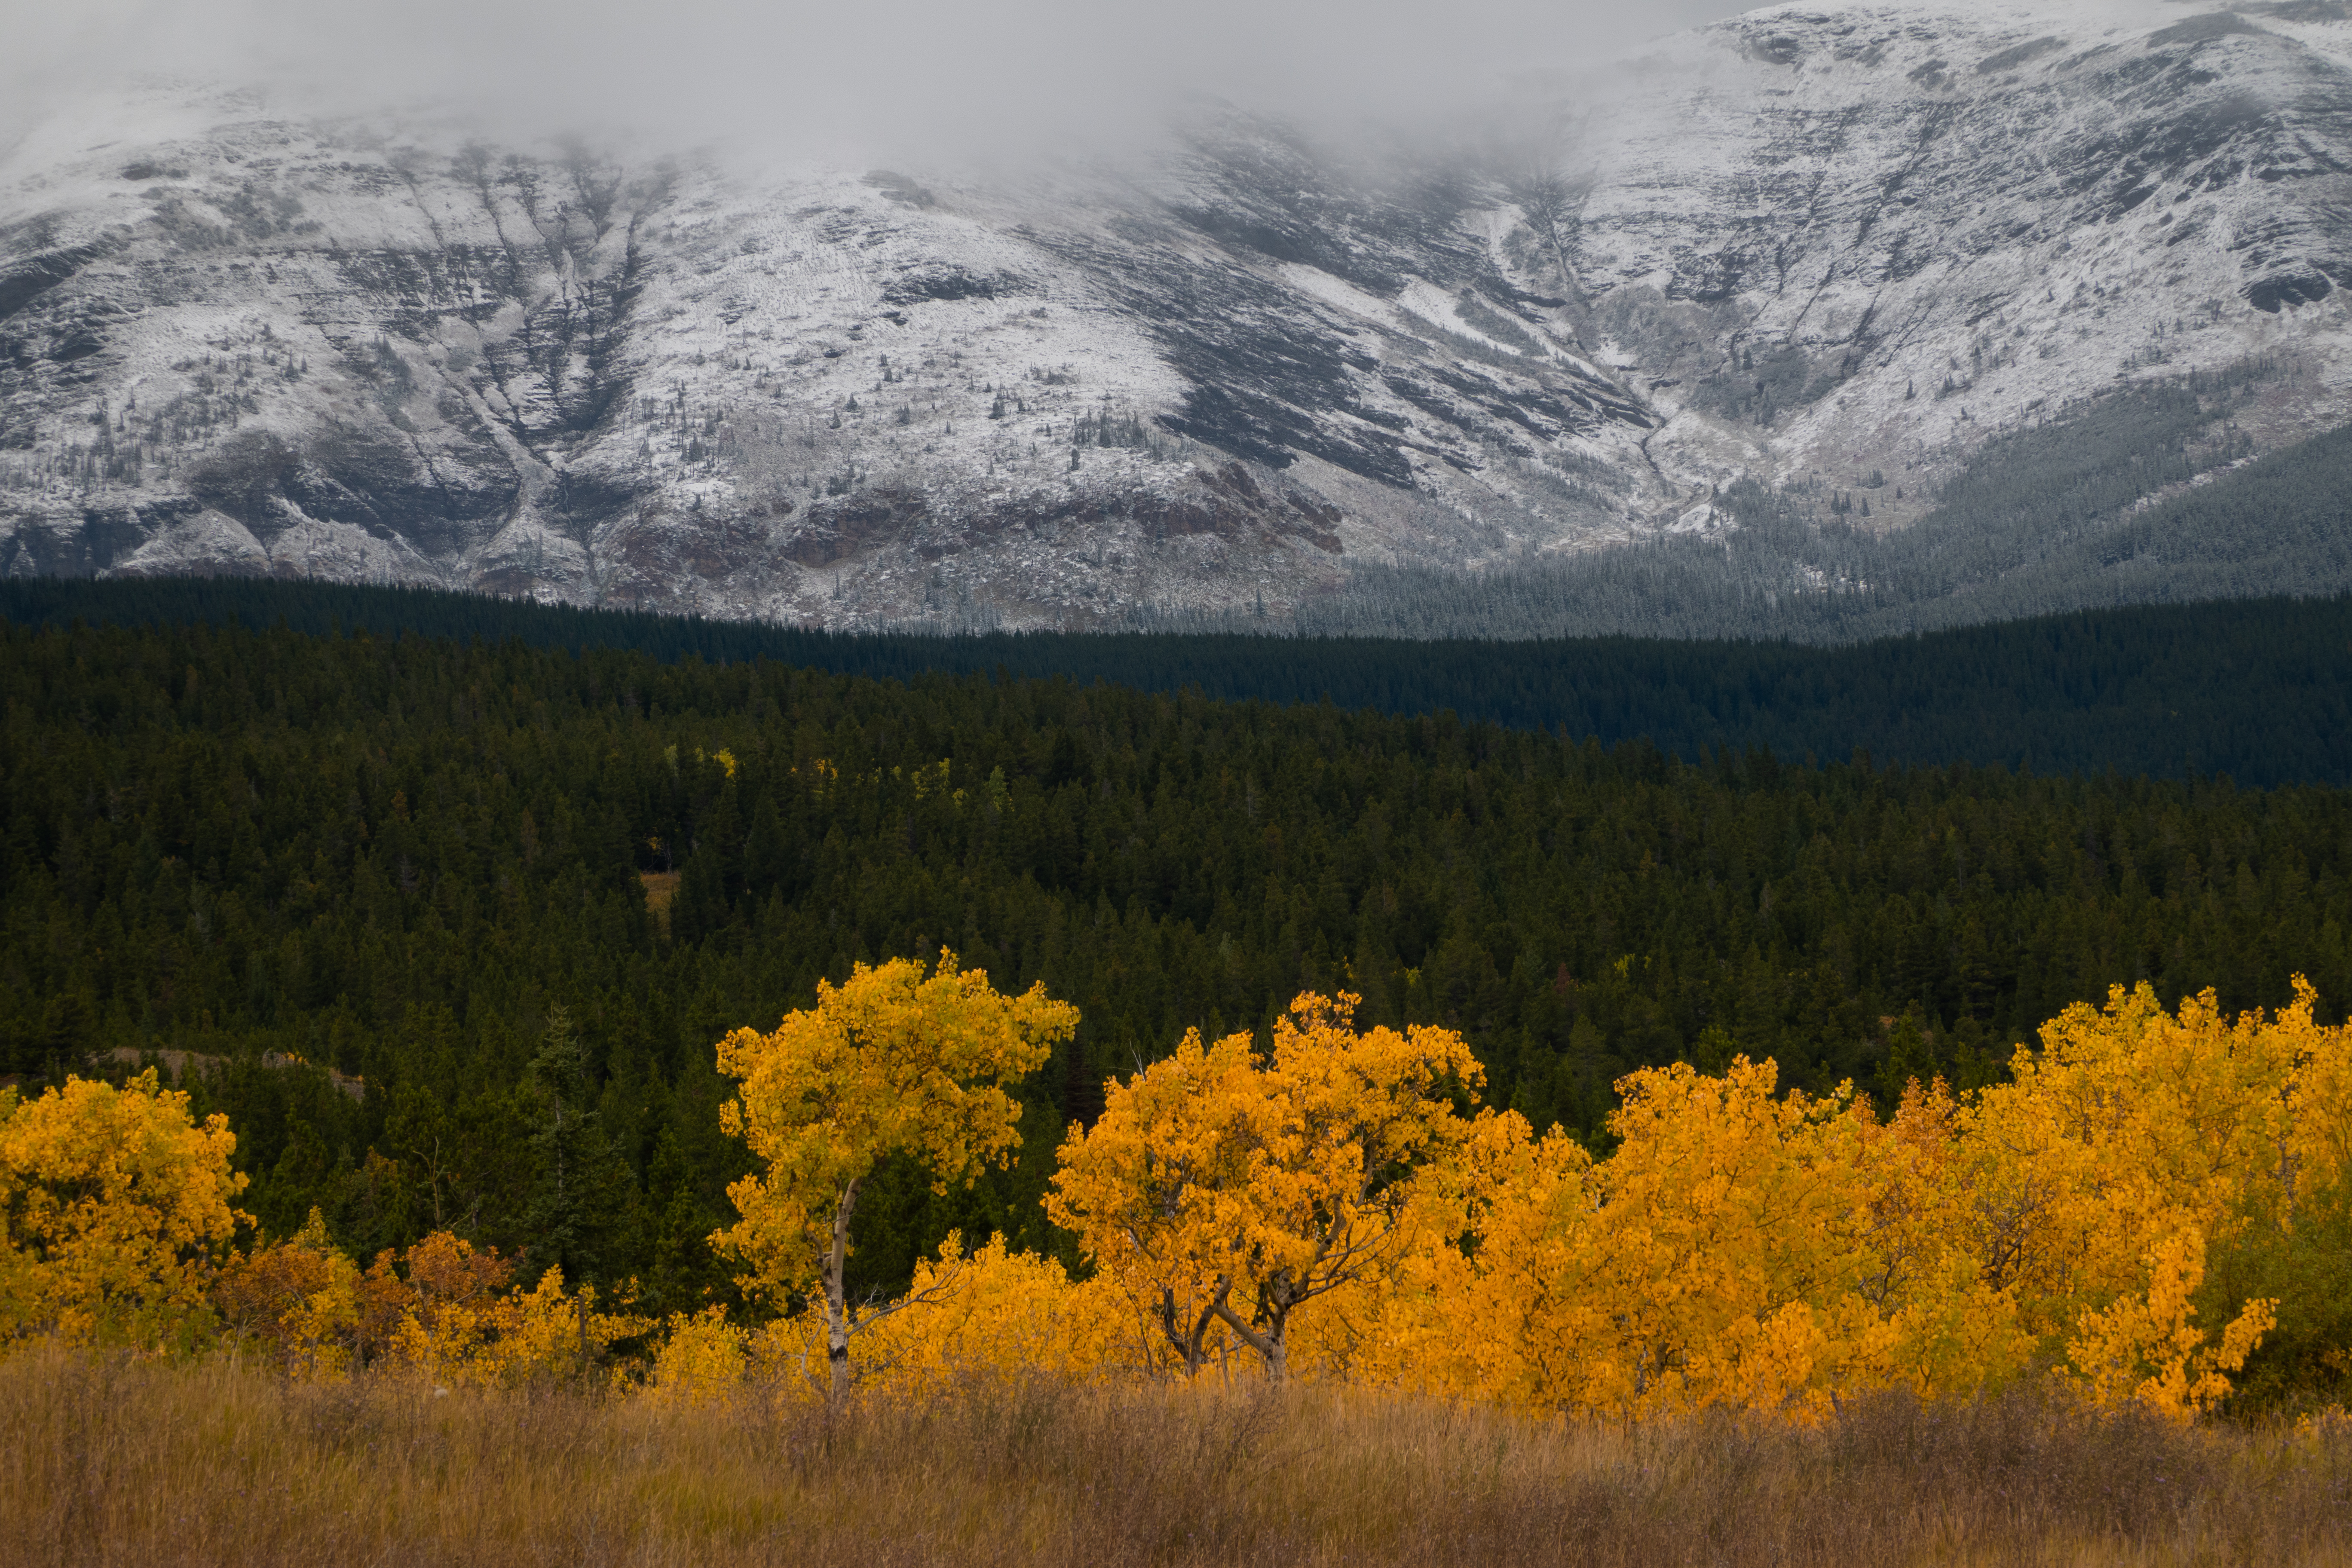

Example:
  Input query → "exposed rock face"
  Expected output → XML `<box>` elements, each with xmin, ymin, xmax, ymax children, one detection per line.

<box><xmin>6</xmin><ymin>0</ymin><xmax>2352</xmax><ymax>628</ymax></box>
<box><xmin>1563</xmin><ymin>0</ymin><xmax>2352</xmax><ymax>533</ymax></box>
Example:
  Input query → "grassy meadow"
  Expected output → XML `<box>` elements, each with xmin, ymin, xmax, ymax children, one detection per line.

<box><xmin>6</xmin><ymin>1347</ymin><xmax>2348</xmax><ymax>1568</ymax></box>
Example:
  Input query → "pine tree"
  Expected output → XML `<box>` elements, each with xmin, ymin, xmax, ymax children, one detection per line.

<box><xmin>520</xmin><ymin>1004</ymin><xmax>631</xmax><ymax>1296</ymax></box>
<box><xmin>742</xmin><ymin>792</ymin><xmax>787</xmax><ymax>897</ymax></box>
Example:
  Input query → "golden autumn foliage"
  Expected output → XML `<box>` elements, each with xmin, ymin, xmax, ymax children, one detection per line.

<box><xmin>8</xmin><ymin>970</ymin><xmax>2349</xmax><ymax>1436</ymax></box>
<box><xmin>1952</xmin><ymin>977</ymin><xmax>2345</xmax><ymax>1418</ymax></box>
<box><xmin>1029</xmin><ymin>980</ymin><xmax>2341</xmax><ymax>1422</ymax></box>
<box><xmin>751</xmin><ymin>1232</ymin><xmax>1145</xmax><ymax>1401</ymax></box>
<box><xmin>370</xmin><ymin>1232</ymin><xmax>644</xmax><ymax>1390</ymax></box>
<box><xmin>1338</xmin><ymin>1064</ymin><xmax>2028</xmax><ymax>1421</ymax></box>
<box><xmin>1530</xmin><ymin>1059</ymin><xmax>1913</xmax><ymax>1419</ymax></box>
<box><xmin>713</xmin><ymin>950</ymin><xmax>1078</xmax><ymax>1400</ymax></box>
<box><xmin>645</xmin><ymin>1305</ymin><xmax>753</xmax><ymax>1406</ymax></box>
<box><xmin>638</xmin><ymin>1238</ymin><xmax>1138</xmax><ymax>1409</ymax></box>
<box><xmin>213</xmin><ymin>1207</ymin><xmax>362</xmax><ymax>1378</ymax></box>
<box><xmin>1048</xmin><ymin>992</ymin><xmax>1482</xmax><ymax>1381</ymax></box>
<box><xmin>1332</xmin><ymin>1100</ymin><xmax>1596</xmax><ymax>1403</ymax></box>
<box><xmin>0</xmin><ymin>1071</ymin><xmax>245</xmax><ymax>1351</ymax></box>
<box><xmin>1319</xmin><ymin>978</ymin><xmax>2343</xmax><ymax>1424</ymax></box>
<box><xmin>215</xmin><ymin>1224</ymin><xmax>642</xmax><ymax>1387</ymax></box>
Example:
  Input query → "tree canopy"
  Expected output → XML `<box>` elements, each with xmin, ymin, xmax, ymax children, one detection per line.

<box><xmin>9</xmin><ymin>611</ymin><xmax>2352</xmax><ymax>1314</ymax></box>
<box><xmin>715</xmin><ymin>951</ymin><xmax>1075</xmax><ymax>1397</ymax></box>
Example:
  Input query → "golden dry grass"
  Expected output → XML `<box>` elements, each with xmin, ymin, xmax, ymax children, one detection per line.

<box><xmin>2</xmin><ymin>1346</ymin><xmax>2346</xmax><ymax>1567</ymax></box>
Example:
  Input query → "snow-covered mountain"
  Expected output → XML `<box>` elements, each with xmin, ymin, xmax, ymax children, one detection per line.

<box><xmin>5</xmin><ymin>0</ymin><xmax>2351</xmax><ymax>629</ymax></box>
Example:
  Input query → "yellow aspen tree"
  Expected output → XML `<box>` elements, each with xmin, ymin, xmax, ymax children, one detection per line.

<box><xmin>1866</xmin><ymin>1078</ymin><xmax>2036</xmax><ymax>1400</ymax></box>
<box><xmin>712</xmin><ymin>951</ymin><xmax>1077</xmax><ymax>1403</ymax></box>
<box><xmin>2064</xmin><ymin>1230</ymin><xmax>2273</xmax><ymax>1418</ymax></box>
<box><xmin>1048</xmin><ymin>992</ymin><xmax>1480</xmax><ymax>1382</ymax></box>
<box><xmin>376</xmin><ymin>1231</ymin><xmax>515</xmax><ymax>1382</ymax></box>
<box><xmin>0</xmin><ymin>1072</ymin><xmax>246</xmax><ymax>1351</ymax></box>
<box><xmin>1382</xmin><ymin>1070</ymin><xmax>2016</xmax><ymax>1419</ymax></box>
<box><xmin>1046</xmin><ymin>1024</ymin><xmax>1255</xmax><ymax>1378</ymax></box>
<box><xmin>648</xmin><ymin>1305</ymin><xmax>752</xmax><ymax>1405</ymax></box>
<box><xmin>1956</xmin><ymin>979</ymin><xmax>2335</xmax><ymax>1418</ymax></box>
<box><xmin>465</xmin><ymin>1265</ymin><xmax>643</xmax><ymax>1388</ymax></box>
<box><xmin>369</xmin><ymin>1231</ymin><xmax>642</xmax><ymax>1388</ymax></box>
<box><xmin>1565</xmin><ymin>1058</ymin><xmax>1911</xmax><ymax>1421</ymax></box>
<box><xmin>1342</xmin><ymin>1106</ymin><xmax>1601</xmax><ymax>1409</ymax></box>
<box><xmin>790</xmin><ymin>1231</ymin><xmax>1136</xmax><ymax>1399</ymax></box>
<box><xmin>213</xmin><ymin>1207</ymin><xmax>362</xmax><ymax>1378</ymax></box>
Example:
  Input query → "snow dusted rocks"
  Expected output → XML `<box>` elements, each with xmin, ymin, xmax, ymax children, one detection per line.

<box><xmin>1563</xmin><ymin>0</ymin><xmax>2352</xmax><ymax>538</ymax></box>
<box><xmin>6</xmin><ymin>0</ymin><xmax>2352</xmax><ymax>629</ymax></box>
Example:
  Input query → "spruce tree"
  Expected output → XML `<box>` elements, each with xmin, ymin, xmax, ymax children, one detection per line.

<box><xmin>520</xmin><ymin>1004</ymin><xmax>631</xmax><ymax>1296</ymax></box>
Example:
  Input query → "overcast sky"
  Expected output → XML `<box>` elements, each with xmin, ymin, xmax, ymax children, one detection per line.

<box><xmin>9</xmin><ymin>0</ymin><xmax>1767</xmax><ymax>161</ymax></box>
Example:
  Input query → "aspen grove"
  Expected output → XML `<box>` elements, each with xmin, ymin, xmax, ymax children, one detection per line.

<box><xmin>4</xmin><ymin>965</ymin><xmax>2347</xmax><ymax>1427</ymax></box>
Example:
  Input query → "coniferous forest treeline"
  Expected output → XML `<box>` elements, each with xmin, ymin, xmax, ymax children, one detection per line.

<box><xmin>1280</xmin><ymin>368</ymin><xmax>2352</xmax><ymax>643</ymax></box>
<box><xmin>7</xmin><ymin>576</ymin><xmax>2352</xmax><ymax>786</ymax></box>
<box><xmin>7</xmin><ymin>609</ymin><xmax>2352</xmax><ymax>1316</ymax></box>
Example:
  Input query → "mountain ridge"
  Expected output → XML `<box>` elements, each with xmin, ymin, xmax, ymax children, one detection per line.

<box><xmin>6</xmin><ymin>0</ymin><xmax>2352</xmax><ymax>629</ymax></box>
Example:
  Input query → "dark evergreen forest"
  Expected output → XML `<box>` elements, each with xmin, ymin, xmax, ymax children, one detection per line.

<box><xmin>7</xmin><ymin>610</ymin><xmax>2352</xmax><ymax>1314</ymax></box>
<box><xmin>9</xmin><ymin>577</ymin><xmax>2352</xmax><ymax>785</ymax></box>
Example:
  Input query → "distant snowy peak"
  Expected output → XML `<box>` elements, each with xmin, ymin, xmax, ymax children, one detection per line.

<box><xmin>5</xmin><ymin>0</ymin><xmax>2352</xmax><ymax>630</ymax></box>
<box><xmin>1542</xmin><ymin>0</ymin><xmax>2352</xmax><ymax>508</ymax></box>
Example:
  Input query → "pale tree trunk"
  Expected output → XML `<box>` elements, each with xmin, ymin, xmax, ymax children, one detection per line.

<box><xmin>824</xmin><ymin>1176</ymin><xmax>860</xmax><ymax>1406</ymax></box>
<box><xmin>1213</xmin><ymin>1296</ymin><xmax>1289</xmax><ymax>1383</ymax></box>
<box><xmin>1160</xmin><ymin>1283</ymin><xmax>1226</xmax><ymax>1378</ymax></box>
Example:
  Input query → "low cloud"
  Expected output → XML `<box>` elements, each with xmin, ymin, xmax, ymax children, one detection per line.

<box><xmin>9</xmin><ymin>0</ymin><xmax>1758</xmax><ymax>165</ymax></box>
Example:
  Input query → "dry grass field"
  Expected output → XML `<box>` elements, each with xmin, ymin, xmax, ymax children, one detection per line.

<box><xmin>3</xmin><ymin>1346</ymin><xmax>2347</xmax><ymax>1568</ymax></box>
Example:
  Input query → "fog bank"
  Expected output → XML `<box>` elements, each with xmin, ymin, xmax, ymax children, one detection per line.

<box><xmin>9</xmin><ymin>0</ymin><xmax>1763</xmax><ymax>163</ymax></box>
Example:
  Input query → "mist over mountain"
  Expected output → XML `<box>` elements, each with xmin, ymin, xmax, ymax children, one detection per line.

<box><xmin>6</xmin><ymin>0</ymin><xmax>2352</xmax><ymax>634</ymax></box>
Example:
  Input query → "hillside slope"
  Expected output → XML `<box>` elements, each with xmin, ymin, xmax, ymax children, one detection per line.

<box><xmin>4</xmin><ymin>0</ymin><xmax>2349</xmax><ymax>628</ymax></box>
